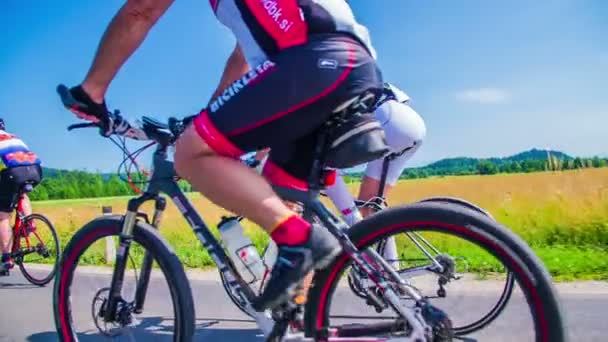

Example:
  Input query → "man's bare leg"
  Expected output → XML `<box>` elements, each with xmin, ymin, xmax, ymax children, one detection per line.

<box><xmin>0</xmin><ymin>214</ymin><xmax>12</xmax><ymax>254</ymax></box>
<box><xmin>21</xmin><ymin>194</ymin><xmax>33</xmax><ymax>216</ymax></box>
<box><xmin>175</xmin><ymin>126</ymin><xmax>294</xmax><ymax>230</ymax></box>
<box><xmin>358</xmin><ymin>176</ymin><xmax>393</xmax><ymax>218</ymax></box>
<box><xmin>0</xmin><ymin>212</ymin><xmax>13</xmax><ymax>270</ymax></box>
<box><xmin>358</xmin><ymin>176</ymin><xmax>399</xmax><ymax>267</ymax></box>
<box><xmin>174</xmin><ymin>125</ymin><xmax>340</xmax><ymax>309</ymax></box>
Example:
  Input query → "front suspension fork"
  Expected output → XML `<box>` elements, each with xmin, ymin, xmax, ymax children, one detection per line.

<box><xmin>104</xmin><ymin>194</ymin><xmax>165</xmax><ymax>322</ymax></box>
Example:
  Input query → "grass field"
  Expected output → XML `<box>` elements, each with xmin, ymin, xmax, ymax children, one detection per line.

<box><xmin>31</xmin><ymin>167</ymin><xmax>608</xmax><ymax>280</ymax></box>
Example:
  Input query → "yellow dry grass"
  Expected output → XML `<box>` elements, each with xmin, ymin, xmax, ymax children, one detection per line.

<box><xmin>31</xmin><ymin>168</ymin><xmax>608</xmax><ymax>278</ymax></box>
<box><xmin>34</xmin><ymin>168</ymin><xmax>608</xmax><ymax>244</ymax></box>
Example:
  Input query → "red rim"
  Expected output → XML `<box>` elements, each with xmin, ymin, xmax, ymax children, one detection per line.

<box><xmin>58</xmin><ymin>227</ymin><xmax>114</xmax><ymax>341</ymax></box>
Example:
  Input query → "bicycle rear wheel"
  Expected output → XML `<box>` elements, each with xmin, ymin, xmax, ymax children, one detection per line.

<box><xmin>16</xmin><ymin>213</ymin><xmax>60</xmax><ymax>286</ymax></box>
<box><xmin>305</xmin><ymin>202</ymin><xmax>566</xmax><ymax>341</ymax></box>
<box><xmin>53</xmin><ymin>215</ymin><xmax>194</xmax><ymax>341</ymax></box>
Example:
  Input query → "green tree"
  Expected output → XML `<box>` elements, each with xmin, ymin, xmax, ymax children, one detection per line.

<box><xmin>476</xmin><ymin>160</ymin><xmax>498</xmax><ymax>175</ymax></box>
<box><xmin>592</xmin><ymin>157</ymin><xmax>606</xmax><ymax>168</ymax></box>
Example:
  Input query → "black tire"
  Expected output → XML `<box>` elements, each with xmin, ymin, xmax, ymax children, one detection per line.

<box><xmin>17</xmin><ymin>213</ymin><xmax>60</xmax><ymax>286</ymax></box>
<box><xmin>417</xmin><ymin>196</ymin><xmax>494</xmax><ymax>220</ymax></box>
<box><xmin>304</xmin><ymin>202</ymin><xmax>566</xmax><ymax>342</ymax></box>
<box><xmin>219</xmin><ymin>267</ymin><xmax>253</xmax><ymax>318</ymax></box>
<box><xmin>53</xmin><ymin>215</ymin><xmax>195</xmax><ymax>342</ymax></box>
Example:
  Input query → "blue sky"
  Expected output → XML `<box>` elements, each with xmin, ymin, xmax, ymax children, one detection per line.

<box><xmin>1</xmin><ymin>0</ymin><xmax>606</xmax><ymax>172</ymax></box>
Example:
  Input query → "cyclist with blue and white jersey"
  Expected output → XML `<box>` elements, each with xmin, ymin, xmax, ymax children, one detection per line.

<box><xmin>0</xmin><ymin>118</ymin><xmax>42</xmax><ymax>273</ymax></box>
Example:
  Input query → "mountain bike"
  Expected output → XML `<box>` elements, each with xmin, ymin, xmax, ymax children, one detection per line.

<box><xmin>0</xmin><ymin>183</ymin><xmax>60</xmax><ymax>286</ymax></box>
<box><xmin>54</xmin><ymin>85</ymin><xmax>566</xmax><ymax>341</ymax></box>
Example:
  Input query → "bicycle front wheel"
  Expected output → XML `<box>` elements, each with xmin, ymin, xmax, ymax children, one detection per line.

<box><xmin>53</xmin><ymin>215</ymin><xmax>194</xmax><ymax>341</ymax></box>
<box><xmin>305</xmin><ymin>202</ymin><xmax>566</xmax><ymax>342</ymax></box>
<box><xmin>16</xmin><ymin>213</ymin><xmax>60</xmax><ymax>286</ymax></box>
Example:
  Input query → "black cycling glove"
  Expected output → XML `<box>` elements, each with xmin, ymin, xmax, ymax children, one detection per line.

<box><xmin>64</xmin><ymin>85</ymin><xmax>114</xmax><ymax>136</ymax></box>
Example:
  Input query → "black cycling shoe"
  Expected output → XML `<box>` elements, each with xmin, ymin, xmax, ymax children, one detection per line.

<box><xmin>0</xmin><ymin>260</ymin><xmax>13</xmax><ymax>276</ymax></box>
<box><xmin>252</xmin><ymin>224</ymin><xmax>342</xmax><ymax>311</ymax></box>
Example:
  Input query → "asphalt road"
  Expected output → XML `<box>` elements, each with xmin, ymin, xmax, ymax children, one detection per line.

<box><xmin>0</xmin><ymin>267</ymin><xmax>606</xmax><ymax>341</ymax></box>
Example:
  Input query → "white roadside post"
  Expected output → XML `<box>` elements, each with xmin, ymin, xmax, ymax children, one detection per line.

<box><xmin>102</xmin><ymin>206</ymin><xmax>115</xmax><ymax>264</ymax></box>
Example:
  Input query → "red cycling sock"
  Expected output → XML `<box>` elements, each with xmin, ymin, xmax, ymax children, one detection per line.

<box><xmin>271</xmin><ymin>215</ymin><xmax>311</xmax><ymax>246</ymax></box>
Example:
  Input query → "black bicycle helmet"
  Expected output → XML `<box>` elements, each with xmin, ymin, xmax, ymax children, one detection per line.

<box><xmin>0</xmin><ymin>118</ymin><xmax>4</xmax><ymax>131</ymax></box>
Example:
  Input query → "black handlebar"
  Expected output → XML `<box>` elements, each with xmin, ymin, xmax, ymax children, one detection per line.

<box><xmin>67</xmin><ymin>122</ymin><xmax>98</xmax><ymax>131</ymax></box>
<box><xmin>59</xmin><ymin>83</ymin><xmax>196</xmax><ymax>146</ymax></box>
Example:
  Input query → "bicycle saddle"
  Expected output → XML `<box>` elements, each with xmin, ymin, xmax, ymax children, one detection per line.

<box><xmin>323</xmin><ymin>90</ymin><xmax>390</xmax><ymax>169</ymax></box>
<box><xmin>22</xmin><ymin>183</ymin><xmax>34</xmax><ymax>193</ymax></box>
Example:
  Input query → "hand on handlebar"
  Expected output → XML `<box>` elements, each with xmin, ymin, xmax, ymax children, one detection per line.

<box><xmin>58</xmin><ymin>84</ymin><xmax>150</xmax><ymax>140</ymax></box>
<box><xmin>57</xmin><ymin>84</ymin><xmax>114</xmax><ymax>136</ymax></box>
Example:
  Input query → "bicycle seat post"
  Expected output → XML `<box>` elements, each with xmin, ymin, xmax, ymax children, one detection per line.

<box><xmin>307</xmin><ymin>129</ymin><xmax>330</xmax><ymax>195</ymax></box>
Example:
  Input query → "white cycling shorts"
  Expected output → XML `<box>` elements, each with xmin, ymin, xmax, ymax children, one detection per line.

<box><xmin>364</xmin><ymin>99</ymin><xmax>426</xmax><ymax>185</ymax></box>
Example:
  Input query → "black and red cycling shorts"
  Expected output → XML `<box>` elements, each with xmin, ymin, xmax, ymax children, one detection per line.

<box><xmin>0</xmin><ymin>165</ymin><xmax>42</xmax><ymax>212</ymax></box>
<box><xmin>193</xmin><ymin>34</ymin><xmax>382</xmax><ymax>190</ymax></box>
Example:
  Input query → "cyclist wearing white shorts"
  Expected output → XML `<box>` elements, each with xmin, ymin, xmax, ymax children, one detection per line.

<box><xmin>325</xmin><ymin>83</ymin><xmax>425</xmax><ymax>267</ymax></box>
<box><xmin>326</xmin><ymin>83</ymin><xmax>425</xmax><ymax>222</ymax></box>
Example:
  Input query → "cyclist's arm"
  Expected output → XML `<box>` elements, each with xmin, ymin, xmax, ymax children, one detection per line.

<box><xmin>82</xmin><ymin>0</ymin><xmax>174</xmax><ymax>103</ymax></box>
<box><xmin>208</xmin><ymin>44</ymin><xmax>250</xmax><ymax>103</ymax></box>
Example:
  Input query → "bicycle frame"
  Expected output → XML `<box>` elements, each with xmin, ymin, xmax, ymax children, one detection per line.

<box><xmin>10</xmin><ymin>192</ymin><xmax>39</xmax><ymax>258</ymax></box>
<box><xmin>331</xmin><ymin>147</ymin><xmax>448</xmax><ymax>275</ymax></box>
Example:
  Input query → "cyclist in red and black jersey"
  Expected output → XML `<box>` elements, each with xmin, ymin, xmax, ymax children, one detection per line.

<box><xmin>59</xmin><ymin>0</ymin><xmax>383</xmax><ymax>310</ymax></box>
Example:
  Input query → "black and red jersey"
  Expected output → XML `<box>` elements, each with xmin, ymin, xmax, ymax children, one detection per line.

<box><xmin>210</xmin><ymin>0</ymin><xmax>376</xmax><ymax>66</ymax></box>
